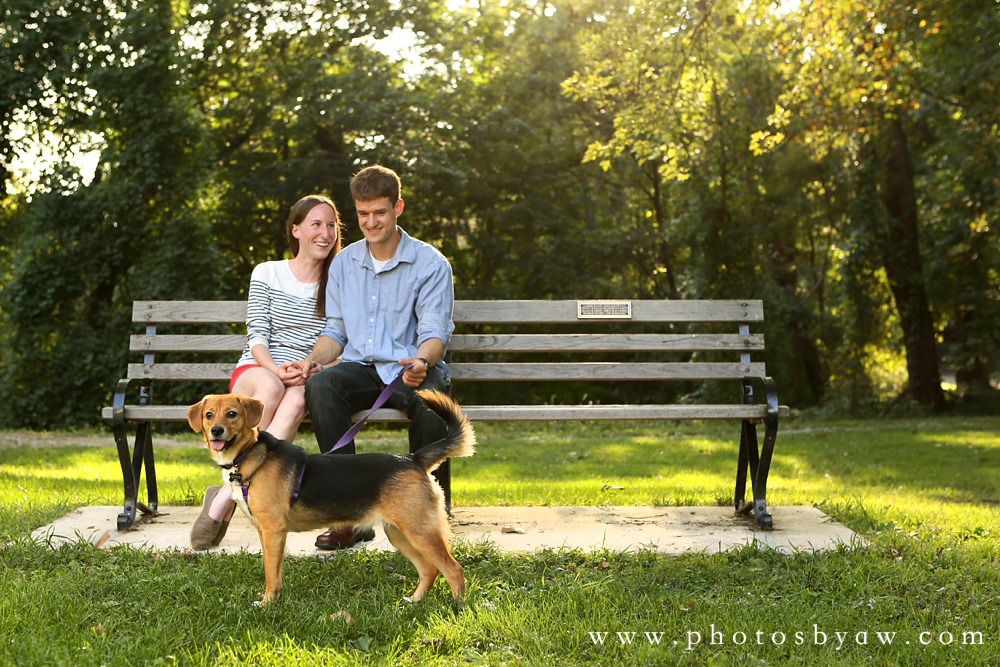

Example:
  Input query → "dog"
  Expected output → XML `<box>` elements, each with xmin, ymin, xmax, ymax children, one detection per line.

<box><xmin>186</xmin><ymin>390</ymin><xmax>476</xmax><ymax>605</ymax></box>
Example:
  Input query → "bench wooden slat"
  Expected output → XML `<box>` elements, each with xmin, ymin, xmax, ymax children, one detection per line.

<box><xmin>126</xmin><ymin>361</ymin><xmax>769</xmax><ymax>382</ymax></box>
<box><xmin>131</xmin><ymin>334</ymin><xmax>247</xmax><ymax>352</ymax></box>
<box><xmin>132</xmin><ymin>299</ymin><xmax>764</xmax><ymax>324</ymax></box>
<box><xmin>448</xmin><ymin>333</ymin><xmax>765</xmax><ymax>352</ymax></box>
<box><xmin>462</xmin><ymin>404</ymin><xmax>790</xmax><ymax>420</ymax></box>
<box><xmin>452</xmin><ymin>300</ymin><xmax>763</xmax><ymax>323</ymax></box>
<box><xmin>131</xmin><ymin>332</ymin><xmax>767</xmax><ymax>353</ymax></box>
<box><xmin>102</xmin><ymin>406</ymin><xmax>410</xmax><ymax>422</ymax></box>
<box><xmin>133</xmin><ymin>301</ymin><xmax>247</xmax><ymax>323</ymax></box>
<box><xmin>102</xmin><ymin>404</ymin><xmax>789</xmax><ymax>422</ymax></box>
<box><xmin>449</xmin><ymin>362</ymin><xmax>768</xmax><ymax>380</ymax></box>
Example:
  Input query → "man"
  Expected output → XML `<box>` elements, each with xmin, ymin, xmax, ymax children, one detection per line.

<box><xmin>296</xmin><ymin>165</ymin><xmax>454</xmax><ymax>549</ymax></box>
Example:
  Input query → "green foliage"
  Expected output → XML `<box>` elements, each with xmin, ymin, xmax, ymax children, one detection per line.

<box><xmin>1</xmin><ymin>0</ymin><xmax>998</xmax><ymax>428</ymax></box>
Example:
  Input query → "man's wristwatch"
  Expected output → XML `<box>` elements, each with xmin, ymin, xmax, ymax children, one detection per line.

<box><xmin>418</xmin><ymin>357</ymin><xmax>431</xmax><ymax>369</ymax></box>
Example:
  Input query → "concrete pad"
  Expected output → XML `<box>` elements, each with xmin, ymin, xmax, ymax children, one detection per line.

<box><xmin>31</xmin><ymin>505</ymin><xmax>862</xmax><ymax>555</ymax></box>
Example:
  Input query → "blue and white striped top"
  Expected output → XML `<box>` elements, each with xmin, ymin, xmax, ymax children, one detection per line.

<box><xmin>236</xmin><ymin>260</ymin><xmax>326</xmax><ymax>366</ymax></box>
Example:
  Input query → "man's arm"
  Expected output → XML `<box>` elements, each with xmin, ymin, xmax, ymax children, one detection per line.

<box><xmin>399</xmin><ymin>337</ymin><xmax>445</xmax><ymax>387</ymax></box>
<box><xmin>289</xmin><ymin>335</ymin><xmax>345</xmax><ymax>379</ymax></box>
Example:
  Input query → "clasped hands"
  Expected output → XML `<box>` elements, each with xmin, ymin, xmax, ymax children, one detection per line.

<box><xmin>278</xmin><ymin>360</ymin><xmax>326</xmax><ymax>386</ymax></box>
<box><xmin>278</xmin><ymin>357</ymin><xmax>429</xmax><ymax>388</ymax></box>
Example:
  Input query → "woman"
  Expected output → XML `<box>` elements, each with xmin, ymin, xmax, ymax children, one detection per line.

<box><xmin>191</xmin><ymin>194</ymin><xmax>342</xmax><ymax>550</ymax></box>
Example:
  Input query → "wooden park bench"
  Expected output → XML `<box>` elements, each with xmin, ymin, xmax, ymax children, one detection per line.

<box><xmin>103</xmin><ymin>299</ymin><xmax>788</xmax><ymax>532</ymax></box>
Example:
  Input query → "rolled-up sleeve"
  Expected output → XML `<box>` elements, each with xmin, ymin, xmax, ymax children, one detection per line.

<box><xmin>415</xmin><ymin>258</ymin><xmax>455</xmax><ymax>346</ymax></box>
<box><xmin>319</xmin><ymin>317</ymin><xmax>348</xmax><ymax>346</ymax></box>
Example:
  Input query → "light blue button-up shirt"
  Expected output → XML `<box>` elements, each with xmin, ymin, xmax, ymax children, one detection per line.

<box><xmin>319</xmin><ymin>227</ymin><xmax>455</xmax><ymax>384</ymax></box>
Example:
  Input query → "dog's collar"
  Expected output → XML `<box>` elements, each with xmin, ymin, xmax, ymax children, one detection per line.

<box><xmin>218</xmin><ymin>443</ymin><xmax>254</xmax><ymax>471</ymax></box>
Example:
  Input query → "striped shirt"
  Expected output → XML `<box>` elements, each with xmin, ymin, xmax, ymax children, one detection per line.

<box><xmin>237</xmin><ymin>260</ymin><xmax>326</xmax><ymax>366</ymax></box>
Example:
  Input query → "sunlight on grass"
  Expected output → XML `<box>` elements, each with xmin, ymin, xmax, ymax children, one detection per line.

<box><xmin>1</xmin><ymin>416</ymin><xmax>998</xmax><ymax>542</ymax></box>
<box><xmin>2</xmin><ymin>416</ymin><xmax>1000</xmax><ymax>666</ymax></box>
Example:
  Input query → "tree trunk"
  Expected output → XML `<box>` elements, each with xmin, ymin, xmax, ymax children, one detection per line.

<box><xmin>878</xmin><ymin>115</ymin><xmax>947</xmax><ymax>412</ymax></box>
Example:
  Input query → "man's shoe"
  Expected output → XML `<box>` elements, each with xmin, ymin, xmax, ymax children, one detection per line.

<box><xmin>191</xmin><ymin>486</ymin><xmax>230</xmax><ymax>550</ymax></box>
<box><xmin>315</xmin><ymin>527</ymin><xmax>376</xmax><ymax>550</ymax></box>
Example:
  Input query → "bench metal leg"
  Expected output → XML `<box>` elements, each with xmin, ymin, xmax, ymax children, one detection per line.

<box><xmin>112</xmin><ymin>379</ymin><xmax>159</xmax><ymax>531</ymax></box>
<box><xmin>735</xmin><ymin>377</ymin><xmax>779</xmax><ymax>529</ymax></box>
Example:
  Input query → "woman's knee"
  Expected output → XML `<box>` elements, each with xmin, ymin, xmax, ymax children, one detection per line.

<box><xmin>236</xmin><ymin>371</ymin><xmax>284</xmax><ymax>404</ymax></box>
<box><xmin>279</xmin><ymin>387</ymin><xmax>308</xmax><ymax>420</ymax></box>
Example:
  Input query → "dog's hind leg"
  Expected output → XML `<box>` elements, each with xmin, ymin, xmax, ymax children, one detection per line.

<box><xmin>419</xmin><ymin>536</ymin><xmax>466</xmax><ymax>598</ymax></box>
<box><xmin>383</xmin><ymin>523</ymin><xmax>440</xmax><ymax>601</ymax></box>
<box><xmin>392</xmin><ymin>521</ymin><xmax>466</xmax><ymax>599</ymax></box>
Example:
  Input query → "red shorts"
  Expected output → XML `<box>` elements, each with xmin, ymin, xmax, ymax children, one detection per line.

<box><xmin>229</xmin><ymin>364</ymin><xmax>261</xmax><ymax>391</ymax></box>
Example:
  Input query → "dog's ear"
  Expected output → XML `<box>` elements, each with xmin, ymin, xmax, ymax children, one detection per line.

<box><xmin>187</xmin><ymin>398</ymin><xmax>206</xmax><ymax>432</ymax></box>
<box><xmin>237</xmin><ymin>394</ymin><xmax>265</xmax><ymax>428</ymax></box>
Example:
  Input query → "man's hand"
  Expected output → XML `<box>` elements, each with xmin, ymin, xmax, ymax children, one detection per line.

<box><xmin>277</xmin><ymin>361</ymin><xmax>308</xmax><ymax>387</ymax></box>
<box><xmin>285</xmin><ymin>359</ymin><xmax>329</xmax><ymax>383</ymax></box>
<box><xmin>399</xmin><ymin>357</ymin><xmax>429</xmax><ymax>387</ymax></box>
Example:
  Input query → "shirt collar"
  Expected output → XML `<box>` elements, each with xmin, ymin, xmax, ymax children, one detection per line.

<box><xmin>355</xmin><ymin>227</ymin><xmax>416</xmax><ymax>272</ymax></box>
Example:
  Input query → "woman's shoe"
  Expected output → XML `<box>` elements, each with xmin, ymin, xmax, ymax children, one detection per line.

<box><xmin>190</xmin><ymin>486</ymin><xmax>231</xmax><ymax>550</ymax></box>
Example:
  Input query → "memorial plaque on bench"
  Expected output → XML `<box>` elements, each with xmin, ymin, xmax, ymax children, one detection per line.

<box><xmin>576</xmin><ymin>300</ymin><xmax>632</xmax><ymax>319</ymax></box>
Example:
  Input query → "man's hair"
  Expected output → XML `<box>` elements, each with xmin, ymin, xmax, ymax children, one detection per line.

<box><xmin>350</xmin><ymin>165</ymin><xmax>401</xmax><ymax>203</ymax></box>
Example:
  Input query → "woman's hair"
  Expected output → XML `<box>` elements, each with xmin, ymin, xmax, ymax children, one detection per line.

<box><xmin>285</xmin><ymin>194</ymin><xmax>341</xmax><ymax>319</ymax></box>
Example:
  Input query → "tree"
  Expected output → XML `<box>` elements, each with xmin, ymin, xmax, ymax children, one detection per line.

<box><xmin>563</xmin><ymin>0</ymin><xmax>845</xmax><ymax>407</ymax></box>
<box><xmin>0</xmin><ymin>0</ymin><xmax>442</xmax><ymax>428</ymax></box>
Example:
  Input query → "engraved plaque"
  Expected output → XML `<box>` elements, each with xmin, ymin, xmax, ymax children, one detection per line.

<box><xmin>577</xmin><ymin>300</ymin><xmax>632</xmax><ymax>319</ymax></box>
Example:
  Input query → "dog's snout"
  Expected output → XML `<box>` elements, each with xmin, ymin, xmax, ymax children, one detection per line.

<box><xmin>211</xmin><ymin>426</ymin><xmax>225</xmax><ymax>439</ymax></box>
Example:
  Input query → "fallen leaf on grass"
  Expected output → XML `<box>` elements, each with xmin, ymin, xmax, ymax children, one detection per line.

<box><xmin>92</xmin><ymin>623</ymin><xmax>106</xmax><ymax>636</ymax></box>
<box><xmin>599</xmin><ymin>561</ymin><xmax>610</xmax><ymax>570</ymax></box>
<box><xmin>329</xmin><ymin>611</ymin><xmax>353</xmax><ymax>623</ymax></box>
<box><xmin>419</xmin><ymin>636</ymin><xmax>446</xmax><ymax>649</ymax></box>
<box><xmin>500</xmin><ymin>527</ymin><xmax>523</xmax><ymax>534</ymax></box>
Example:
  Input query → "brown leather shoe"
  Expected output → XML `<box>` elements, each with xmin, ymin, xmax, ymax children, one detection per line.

<box><xmin>315</xmin><ymin>527</ymin><xmax>376</xmax><ymax>550</ymax></box>
<box><xmin>190</xmin><ymin>486</ymin><xmax>231</xmax><ymax>550</ymax></box>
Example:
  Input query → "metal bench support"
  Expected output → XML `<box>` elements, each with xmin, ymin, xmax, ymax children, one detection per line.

<box><xmin>112</xmin><ymin>378</ymin><xmax>160</xmax><ymax>531</ymax></box>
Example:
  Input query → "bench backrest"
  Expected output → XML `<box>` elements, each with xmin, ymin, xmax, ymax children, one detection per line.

<box><xmin>126</xmin><ymin>299</ymin><xmax>769</xmax><ymax>385</ymax></box>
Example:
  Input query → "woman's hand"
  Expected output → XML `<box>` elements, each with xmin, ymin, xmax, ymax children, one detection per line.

<box><xmin>277</xmin><ymin>361</ymin><xmax>308</xmax><ymax>387</ymax></box>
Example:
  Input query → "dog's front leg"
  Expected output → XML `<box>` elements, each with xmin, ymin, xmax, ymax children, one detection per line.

<box><xmin>257</xmin><ymin>525</ymin><xmax>288</xmax><ymax>605</ymax></box>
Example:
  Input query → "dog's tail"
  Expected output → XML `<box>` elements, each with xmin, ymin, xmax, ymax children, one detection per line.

<box><xmin>412</xmin><ymin>390</ymin><xmax>476</xmax><ymax>472</ymax></box>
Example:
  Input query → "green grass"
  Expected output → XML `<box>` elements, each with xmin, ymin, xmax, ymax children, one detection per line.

<box><xmin>2</xmin><ymin>416</ymin><xmax>999</xmax><ymax>666</ymax></box>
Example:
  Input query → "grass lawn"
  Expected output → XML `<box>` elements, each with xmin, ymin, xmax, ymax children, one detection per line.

<box><xmin>1</xmin><ymin>416</ymin><xmax>999</xmax><ymax>666</ymax></box>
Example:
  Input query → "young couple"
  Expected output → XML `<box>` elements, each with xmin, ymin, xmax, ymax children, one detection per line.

<box><xmin>191</xmin><ymin>165</ymin><xmax>454</xmax><ymax>551</ymax></box>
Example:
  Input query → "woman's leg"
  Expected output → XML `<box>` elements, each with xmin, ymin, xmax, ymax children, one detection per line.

<box><xmin>232</xmin><ymin>367</ymin><xmax>287</xmax><ymax>430</ymax></box>
<box><xmin>262</xmin><ymin>385</ymin><xmax>307</xmax><ymax>442</ymax></box>
<box><xmin>205</xmin><ymin>368</ymin><xmax>287</xmax><ymax>522</ymax></box>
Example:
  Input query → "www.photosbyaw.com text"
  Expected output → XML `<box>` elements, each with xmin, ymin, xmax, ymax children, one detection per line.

<box><xmin>587</xmin><ymin>625</ymin><xmax>985</xmax><ymax>651</ymax></box>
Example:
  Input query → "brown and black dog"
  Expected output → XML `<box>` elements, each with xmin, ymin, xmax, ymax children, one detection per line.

<box><xmin>186</xmin><ymin>390</ymin><xmax>476</xmax><ymax>605</ymax></box>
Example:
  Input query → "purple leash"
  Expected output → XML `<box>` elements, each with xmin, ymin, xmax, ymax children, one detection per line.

<box><xmin>328</xmin><ymin>363</ymin><xmax>413</xmax><ymax>452</ymax></box>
